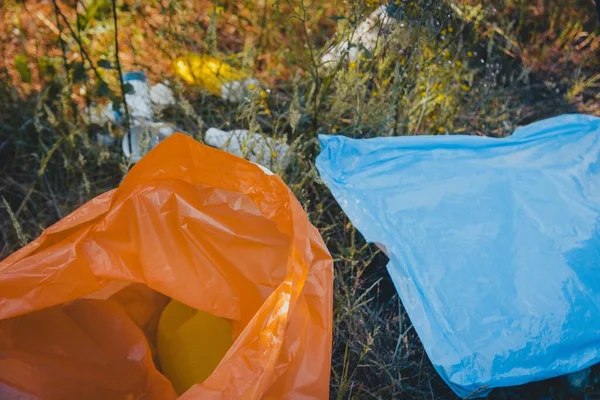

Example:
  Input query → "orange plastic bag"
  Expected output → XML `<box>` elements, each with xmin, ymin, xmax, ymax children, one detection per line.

<box><xmin>0</xmin><ymin>133</ymin><xmax>333</xmax><ymax>399</ymax></box>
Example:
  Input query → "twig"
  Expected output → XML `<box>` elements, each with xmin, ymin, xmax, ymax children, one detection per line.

<box><xmin>43</xmin><ymin>174</ymin><xmax>62</xmax><ymax>219</ymax></box>
<box><xmin>286</xmin><ymin>0</ymin><xmax>321</xmax><ymax>135</ymax></box>
<box><xmin>316</xmin><ymin>7</ymin><xmax>365</xmax><ymax>121</ymax></box>
<box><xmin>111</xmin><ymin>0</ymin><xmax>132</xmax><ymax>155</ymax></box>
<box><xmin>413</xmin><ymin>80</ymin><xmax>431</xmax><ymax>135</ymax></box>
<box><xmin>464</xmin><ymin>385</ymin><xmax>490</xmax><ymax>400</ymax></box>
<box><xmin>51</xmin><ymin>0</ymin><xmax>79</xmax><ymax>118</ymax></box>
<box><xmin>75</xmin><ymin>0</ymin><xmax>92</xmax><ymax>119</ymax></box>
<box><xmin>0</xmin><ymin>239</ymin><xmax>8</xmax><ymax>260</ymax></box>
<box><xmin>14</xmin><ymin>183</ymin><xmax>36</xmax><ymax>218</ymax></box>
<box><xmin>254</xmin><ymin>0</ymin><xmax>270</xmax><ymax>72</ymax></box>
<box><xmin>303</xmin><ymin>9</ymin><xmax>321</xmax><ymax>135</ymax></box>
<box><xmin>393</xmin><ymin>60</ymin><xmax>403</xmax><ymax>135</ymax></box>
<box><xmin>52</xmin><ymin>0</ymin><xmax>104</xmax><ymax>83</ymax></box>
<box><xmin>36</xmin><ymin>11</ymin><xmax>62</xmax><ymax>37</ymax></box>
<box><xmin>2</xmin><ymin>197</ymin><xmax>26</xmax><ymax>246</ymax></box>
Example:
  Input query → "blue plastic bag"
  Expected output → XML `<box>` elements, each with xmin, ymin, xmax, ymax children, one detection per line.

<box><xmin>316</xmin><ymin>114</ymin><xmax>600</xmax><ymax>398</ymax></box>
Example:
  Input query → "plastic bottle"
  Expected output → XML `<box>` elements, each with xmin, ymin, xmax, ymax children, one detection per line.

<box><xmin>122</xmin><ymin>121</ymin><xmax>177</xmax><ymax>162</ymax></box>
<box><xmin>123</xmin><ymin>71</ymin><xmax>154</xmax><ymax>123</ymax></box>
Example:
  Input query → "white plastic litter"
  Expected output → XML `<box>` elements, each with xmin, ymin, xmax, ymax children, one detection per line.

<box><xmin>87</xmin><ymin>80</ymin><xmax>175</xmax><ymax>127</ymax></box>
<box><xmin>320</xmin><ymin>5</ymin><xmax>394</xmax><ymax>70</ymax></box>
<box><xmin>221</xmin><ymin>78</ymin><xmax>260</xmax><ymax>103</ymax></box>
<box><xmin>205</xmin><ymin>128</ymin><xmax>291</xmax><ymax>170</ymax></box>
<box><xmin>150</xmin><ymin>82</ymin><xmax>176</xmax><ymax>108</ymax></box>
<box><xmin>122</xmin><ymin>122</ymin><xmax>177</xmax><ymax>162</ymax></box>
<box><xmin>88</xmin><ymin>102</ymin><xmax>119</xmax><ymax>125</ymax></box>
<box><xmin>123</xmin><ymin>71</ymin><xmax>153</xmax><ymax>123</ymax></box>
<box><xmin>96</xmin><ymin>133</ymin><xmax>116</xmax><ymax>147</ymax></box>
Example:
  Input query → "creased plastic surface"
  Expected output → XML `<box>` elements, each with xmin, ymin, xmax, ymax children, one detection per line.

<box><xmin>316</xmin><ymin>114</ymin><xmax>600</xmax><ymax>398</ymax></box>
<box><xmin>0</xmin><ymin>133</ymin><xmax>333</xmax><ymax>400</ymax></box>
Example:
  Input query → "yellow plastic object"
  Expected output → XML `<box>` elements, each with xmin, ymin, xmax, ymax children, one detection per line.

<box><xmin>0</xmin><ymin>133</ymin><xmax>333</xmax><ymax>399</ymax></box>
<box><xmin>173</xmin><ymin>54</ymin><xmax>253</xmax><ymax>99</ymax></box>
<box><xmin>157</xmin><ymin>300</ymin><xmax>233</xmax><ymax>394</ymax></box>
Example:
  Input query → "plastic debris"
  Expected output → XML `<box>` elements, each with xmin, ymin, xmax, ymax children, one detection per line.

<box><xmin>88</xmin><ymin>101</ymin><xmax>120</xmax><ymax>125</ymax></box>
<box><xmin>124</xmin><ymin>71</ymin><xmax>154</xmax><ymax>123</ymax></box>
<box><xmin>119</xmin><ymin>71</ymin><xmax>180</xmax><ymax>162</ymax></box>
<box><xmin>316</xmin><ymin>114</ymin><xmax>600</xmax><ymax>398</ymax></box>
<box><xmin>150</xmin><ymin>82</ymin><xmax>176</xmax><ymax>109</ymax></box>
<box><xmin>122</xmin><ymin>121</ymin><xmax>177</xmax><ymax>162</ymax></box>
<box><xmin>96</xmin><ymin>132</ymin><xmax>116</xmax><ymax>147</ymax></box>
<box><xmin>320</xmin><ymin>5</ymin><xmax>395</xmax><ymax>70</ymax></box>
<box><xmin>87</xmin><ymin>76</ymin><xmax>175</xmax><ymax>127</ymax></box>
<box><xmin>0</xmin><ymin>133</ymin><xmax>333</xmax><ymax>399</ymax></box>
<box><xmin>173</xmin><ymin>54</ymin><xmax>259</xmax><ymax>102</ymax></box>
<box><xmin>205</xmin><ymin>127</ymin><xmax>291</xmax><ymax>170</ymax></box>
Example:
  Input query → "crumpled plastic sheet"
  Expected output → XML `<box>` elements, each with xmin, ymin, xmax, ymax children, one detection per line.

<box><xmin>0</xmin><ymin>133</ymin><xmax>333</xmax><ymax>400</ymax></box>
<box><xmin>316</xmin><ymin>114</ymin><xmax>600</xmax><ymax>398</ymax></box>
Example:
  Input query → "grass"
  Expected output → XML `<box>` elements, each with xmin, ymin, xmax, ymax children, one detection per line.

<box><xmin>1</xmin><ymin>0</ymin><xmax>599</xmax><ymax>398</ymax></box>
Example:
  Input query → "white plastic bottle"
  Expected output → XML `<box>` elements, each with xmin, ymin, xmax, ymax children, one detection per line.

<box><xmin>123</xmin><ymin>71</ymin><xmax>153</xmax><ymax>123</ymax></box>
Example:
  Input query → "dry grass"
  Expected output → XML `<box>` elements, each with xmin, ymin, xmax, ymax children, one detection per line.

<box><xmin>1</xmin><ymin>0</ymin><xmax>599</xmax><ymax>399</ymax></box>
